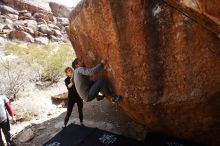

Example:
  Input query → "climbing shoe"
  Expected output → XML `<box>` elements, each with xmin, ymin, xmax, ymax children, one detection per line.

<box><xmin>112</xmin><ymin>96</ymin><xmax>121</xmax><ymax>103</ymax></box>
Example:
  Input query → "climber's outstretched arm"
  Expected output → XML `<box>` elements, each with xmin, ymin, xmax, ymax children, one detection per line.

<box><xmin>77</xmin><ymin>64</ymin><xmax>104</xmax><ymax>76</ymax></box>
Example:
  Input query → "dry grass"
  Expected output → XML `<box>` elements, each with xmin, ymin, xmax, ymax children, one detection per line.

<box><xmin>13</xmin><ymin>98</ymin><xmax>43</xmax><ymax>121</ymax></box>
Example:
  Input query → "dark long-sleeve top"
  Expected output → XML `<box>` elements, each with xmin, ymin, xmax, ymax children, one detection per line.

<box><xmin>64</xmin><ymin>77</ymin><xmax>81</xmax><ymax>100</ymax></box>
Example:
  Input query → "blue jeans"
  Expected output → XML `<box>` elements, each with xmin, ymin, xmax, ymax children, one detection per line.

<box><xmin>87</xmin><ymin>79</ymin><xmax>112</xmax><ymax>102</ymax></box>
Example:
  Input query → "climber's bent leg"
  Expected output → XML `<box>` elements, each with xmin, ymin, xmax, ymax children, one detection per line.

<box><xmin>87</xmin><ymin>79</ymin><xmax>121</xmax><ymax>103</ymax></box>
<box><xmin>87</xmin><ymin>79</ymin><xmax>111</xmax><ymax>102</ymax></box>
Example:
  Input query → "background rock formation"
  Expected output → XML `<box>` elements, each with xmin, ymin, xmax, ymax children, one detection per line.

<box><xmin>68</xmin><ymin>0</ymin><xmax>220</xmax><ymax>145</ymax></box>
<box><xmin>49</xmin><ymin>2</ymin><xmax>71</xmax><ymax>18</ymax></box>
<box><xmin>1</xmin><ymin>0</ymin><xmax>52</xmax><ymax>16</ymax></box>
<box><xmin>164</xmin><ymin>0</ymin><xmax>220</xmax><ymax>36</ymax></box>
<box><xmin>0</xmin><ymin>0</ymin><xmax>72</xmax><ymax>43</ymax></box>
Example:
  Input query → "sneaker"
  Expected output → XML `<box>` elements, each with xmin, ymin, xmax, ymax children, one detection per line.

<box><xmin>112</xmin><ymin>96</ymin><xmax>121</xmax><ymax>103</ymax></box>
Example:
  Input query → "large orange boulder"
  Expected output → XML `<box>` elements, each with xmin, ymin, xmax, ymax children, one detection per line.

<box><xmin>68</xmin><ymin>0</ymin><xmax>220</xmax><ymax>145</ymax></box>
<box><xmin>164</xmin><ymin>0</ymin><xmax>220</xmax><ymax>35</ymax></box>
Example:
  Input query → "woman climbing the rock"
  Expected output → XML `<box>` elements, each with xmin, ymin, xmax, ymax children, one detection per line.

<box><xmin>0</xmin><ymin>94</ymin><xmax>16</xmax><ymax>146</ymax></box>
<box><xmin>64</xmin><ymin>67</ymin><xmax>84</xmax><ymax>127</ymax></box>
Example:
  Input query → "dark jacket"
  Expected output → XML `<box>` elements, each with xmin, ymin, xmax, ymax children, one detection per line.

<box><xmin>64</xmin><ymin>77</ymin><xmax>81</xmax><ymax>100</ymax></box>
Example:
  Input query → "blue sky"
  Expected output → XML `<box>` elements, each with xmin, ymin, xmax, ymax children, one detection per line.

<box><xmin>50</xmin><ymin>0</ymin><xmax>81</xmax><ymax>7</ymax></box>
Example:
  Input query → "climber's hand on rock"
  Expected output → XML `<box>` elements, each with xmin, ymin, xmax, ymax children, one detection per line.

<box><xmin>101</xmin><ymin>60</ymin><xmax>109</xmax><ymax>70</ymax></box>
<box><xmin>101</xmin><ymin>59</ymin><xmax>107</xmax><ymax>65</ymax></box>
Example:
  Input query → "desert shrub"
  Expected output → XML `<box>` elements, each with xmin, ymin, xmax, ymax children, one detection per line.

<box><xmin>4</xmin><ymin>42</ymin><xmax>75</xmax><ymax>83</ymax></box>
<box><xmin>41</xmin><ymin>43</ymin><xmax>74</xmax><ymax>82</ymax></box>
<box><xmin>0</xmin><ymin>57</ymin><xmax>36</xmax><ymax>97</ymax></box>
<box><xmin>0</xmin><ymin>41</ymin><xmax>74</xmax><ymax>121</ymax></box>
<box><xmin>13</xmin><ymin>100</ymin><xmax>42</xmax><ymax>121</ymax></box>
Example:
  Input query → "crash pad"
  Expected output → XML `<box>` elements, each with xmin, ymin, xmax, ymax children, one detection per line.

<box><xmin>144</xmin><ymin>133</ymin><xmax>205</xmax><ymax>146</ymax></box>
<box><xmin>43</xmin><ymin>124</ymin><xmax>205</xmax><ymax>146</ymax></box>
<box><xmin>43</xmin><ymin>124</ymin><xmax>140</xmax><ymax>146</ymax></box>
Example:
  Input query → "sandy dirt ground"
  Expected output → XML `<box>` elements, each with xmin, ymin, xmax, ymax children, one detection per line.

<box><xmin>9</xmin><ymin>82</ymin><xmax>146</xmax><ymax>146</ymax></box>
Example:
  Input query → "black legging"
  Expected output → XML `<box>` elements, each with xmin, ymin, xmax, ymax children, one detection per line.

<box><xmin>64</xmin><ymin>95</ymin><xmax>83</xmax><ymax>126</ymax></box>
<box><xmin>0</xmin><ymin>118</ymin><xmax>14</xmax><ymax>146</ymax></box>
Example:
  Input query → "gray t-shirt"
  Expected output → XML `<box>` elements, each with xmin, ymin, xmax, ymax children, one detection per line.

<box><xmin>74</xmin><ymin>64</ymin><xmax>103</xmax><ymax>101</ymax></box>
<box><xmin>0</xmin><ymin>95</ymin><xmax>9</xmax><ymax>123</ymax></box>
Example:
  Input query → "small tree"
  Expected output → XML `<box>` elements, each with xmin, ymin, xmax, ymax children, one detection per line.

<box><xmin>0</xmin><ymin>57</ymin><xmax>35</xmax><ymax>98</ymax></box>
<box><xmin>3</xmin><ymin>42</ymin><xmax>75</xmax><ymax>89</ymax></box>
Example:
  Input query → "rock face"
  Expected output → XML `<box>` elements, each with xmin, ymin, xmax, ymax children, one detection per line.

<box><xmin>49</xmin><ymin>2</ymin><xmax>71</xmax><ymax>18</ymax></box>
<box><xmin>18</xmin><ymin>128</ymin><xmax>34</xmax><ymax>142</ymax></box>
<box><xmin>164</xmin><ymin>0</ymin><xmax>220</xmax><ymax>35</ymax></box>
<box><xmin>0</xmin><ymin>1</ymin><xmax>71</xmax><ymax>43</ymax></box>
<box><xmin>35</xmin><ymin>37</ymin><xmax>48</xmax><ymax>44</ymax></box>
<box><xmin>1</xmin><ymin>0</ymin><xmax>72</xmax><ymax>18</ymax></box>
<box><xmin>1</xmin><ymin>0</ymin><xmax>52</xmax><ymax>16</ymax></box>
<box><xmin>9</xmin><ymin>30</ymin><xmax>34</xmax><ymax>42</ymax></box>
<box><xmin>68</xmin><ymin>0</ymin><xmax>220</xmax><ymax>145</ymax></box>
<box><xmin>0</xmin><ymin>5</ymin><xmax>18</xmax><ymax>15</ymax></box>
<box><xmin>51</xmin><ymin>92</ymin><xmax>68</xmax><ymax>106</ymax></box>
